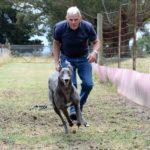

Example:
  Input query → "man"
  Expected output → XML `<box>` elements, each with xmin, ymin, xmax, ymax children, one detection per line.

<box><xmin>52</xmin><ymin>6</ymin><xmax>100</xmax><ymax>121</ymax></box>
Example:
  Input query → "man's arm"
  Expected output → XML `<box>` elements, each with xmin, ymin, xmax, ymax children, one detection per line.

<box><xmin>52</xmin><ymin>39</ymin><xmax>61</xmax><ymax>70</ymax></box>
<box><xmin>87</xmin><ymin>38</ymin><xmax>101</xmax><ymax>63</ymax></box>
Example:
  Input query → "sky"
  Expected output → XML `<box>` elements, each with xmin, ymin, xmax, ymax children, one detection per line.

<box><xmin>30</xmin><ymin>33</ymin><xmax>49</xmax><ymax>46</ymax></box>
<box><xmin>30</xmin><ymin>33</ymin><xmax>51</xmax><ymax>55</ymax></box>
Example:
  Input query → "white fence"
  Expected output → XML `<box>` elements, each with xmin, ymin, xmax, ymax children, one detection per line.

<box><xmin>0</xmin><ymin>43</ymin><xmax>10</xmax><ymax>55</ymax></box>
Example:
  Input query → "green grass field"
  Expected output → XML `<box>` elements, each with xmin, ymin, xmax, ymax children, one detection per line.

<box><xmin>0</xmin><ymin>57</ymin><xmax>150</xmax><ymax>150</ymax></box>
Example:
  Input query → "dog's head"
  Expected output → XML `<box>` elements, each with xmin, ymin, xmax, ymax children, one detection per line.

<box><xmin>58</xmin><ymin>62</ymin><xmax>73</xmax><ymax>88</ymax></box>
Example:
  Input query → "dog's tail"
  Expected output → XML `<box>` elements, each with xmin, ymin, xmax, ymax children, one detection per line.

<box><xmin>48</xmin><ymin>85</ymin><xmax>62</xmax><ymax>120</ymax></box>
<box><xmin>48</xmin><ymin>80</ymin><xmax>58</xmax><ymax>111</ymax></box>
<box><xmin>48</xmin><ymin>81</ymin><xmax>54</xmax><ymax>102</ymax></box>
<box><xmin>48</xmin><ymin>85</ymin><xmax>56</xmax><ymax>108</ymax></box>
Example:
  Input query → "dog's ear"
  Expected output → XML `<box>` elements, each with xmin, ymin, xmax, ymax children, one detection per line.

<box><xmin>58</xmin><ymin>60</ymin><xmax>62</xmax><ymax>72</ymax></box>
<box><xmin>65</xmin><ymin>60</ymin><xmax>73</xmax><ymax>72</ymax></box>
<box><xmin>58</xmin><ymin>65</ymin><xmax>62</xmax><ymax>72</ymax></box>
<box><xmin>68</xmin><ymin>63</ymin><xmax>73</xmax><ymax>72</ymax></box>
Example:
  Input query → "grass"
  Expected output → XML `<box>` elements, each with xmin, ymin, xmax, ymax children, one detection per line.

<box><xmin>0</xmin><ymin>57</ymin><xmax>150</xmax><ymax>150</ymax></box>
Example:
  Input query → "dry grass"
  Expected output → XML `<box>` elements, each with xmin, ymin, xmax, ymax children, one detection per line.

<box><xmin>0</xmin><ymin>51</ymin><xmax>11</xmax><ymax>66</ymax></box>
<box><xmin>103</xmin><ymin>55</ymin><xmax>150</xmax><ymax>73</ymax></box>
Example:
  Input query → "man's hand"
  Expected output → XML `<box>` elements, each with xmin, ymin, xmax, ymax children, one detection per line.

<box><xmin>87</xmin><ymin>51</ymin><xmax>98</xmax><ymax>63</ymax></box>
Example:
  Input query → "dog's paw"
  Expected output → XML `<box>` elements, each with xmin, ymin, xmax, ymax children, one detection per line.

<box><xmin>84</xmin><ymin>122</ymin><xmax>90</xmax><ymax>127</ymax></box>
<box><xmin>69</xmin><ymin>121</ymin><xmax>74</xmax><ymax>127</ymax></box>
<box><xmin>76</xmin><ymin>121</ymin><xmax>81</xmax><ymax>127</ymax></box>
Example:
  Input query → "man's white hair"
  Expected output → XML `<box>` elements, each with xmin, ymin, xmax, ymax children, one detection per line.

<box><xmin>66</xmin><ymin>6</ymin><xmax>81</xmax><ymax>16</ymax></box>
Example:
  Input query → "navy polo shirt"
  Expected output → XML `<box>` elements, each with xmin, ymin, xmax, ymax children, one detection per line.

<box><xmin>53</xmin><ymin>20</ymin><xmax>97</xmax><ymax>58</ymax></box>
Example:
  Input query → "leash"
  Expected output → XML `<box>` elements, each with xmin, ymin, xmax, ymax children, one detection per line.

<box><xmin>30</xmin><ymin>104</ymin><xmax>48</xmax><ymax>111</ymax></box>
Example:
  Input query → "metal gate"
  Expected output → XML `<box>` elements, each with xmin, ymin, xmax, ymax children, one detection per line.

<box><xmin>10</xmin><ymin>44</ymin><xmax>52</xmax><ymax>63</ymax></box>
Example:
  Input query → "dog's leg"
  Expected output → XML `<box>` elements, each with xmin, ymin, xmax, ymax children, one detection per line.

<box><xmin>54</xmin><ymin>107</ymin><xmax>69</xmax><ymax>134</ymax></box>
<box><xmin>62</xmin><ymin>108</ymin><xmax>74</xmax><ymax>127</ymax></box>
<box><xmin>74</xmin><ymin>104</ymin><xmax>82</xmax><ymax>126</ymax></box>
<box><xmin>50</xmin><ymin>90</ymin><xmax>68</xmax><ymax>133</ymax></box>
<box><xmin>74</xmin><ymin>104</ymin><xmax>87</xmax><ymax>127</ymax></box>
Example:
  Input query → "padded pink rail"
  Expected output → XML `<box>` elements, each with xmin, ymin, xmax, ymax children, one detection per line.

<box><xmin>92</xmin><ymin>63</ymin><xmax>150</xmax><ymax>108</ymax></box>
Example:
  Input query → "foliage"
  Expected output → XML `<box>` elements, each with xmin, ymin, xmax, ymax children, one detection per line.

<box><xmin>0</xmin><ymin>0</ymin><xmax>43</xmax><ymax>44</ymax></box>
<box><xmin>137</xmin><ymin>25</ymin><xmax>150</xmax><ymax>54</ymax></box>
<box><xmin>137</xmin><ymin>34</ymin><xmax>150</xmax><ymax>54</ymax></box>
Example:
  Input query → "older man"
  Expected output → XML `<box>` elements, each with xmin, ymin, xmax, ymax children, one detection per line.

<box><xmin>52</xmin><ymin>6</ymin><xmax>100</xmax><ymax>121</ymax></box>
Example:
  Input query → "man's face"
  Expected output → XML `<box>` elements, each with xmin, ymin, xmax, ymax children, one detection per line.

<box><xmin>66</xmin><ymin>13</ymin><xmax>81</xmax><ymax>30</ymax></box>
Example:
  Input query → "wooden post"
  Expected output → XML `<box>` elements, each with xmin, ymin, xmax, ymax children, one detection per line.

<box><xmin>118</xmin><ymin>6</ymin><xmax>121</xmax><ymax>68</ymax></box>
<box><xmin>97</xmin><ymin>13</ymin><xmax>103</xmax><ymax>65</ymax></box>
<box><xmin>133</xmin><ymin>0</ymin><xmax>137</xmax><ymax>70</ymax></box>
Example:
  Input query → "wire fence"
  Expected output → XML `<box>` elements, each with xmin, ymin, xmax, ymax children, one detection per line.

<box><xmin>10</xmin><ymin>44</ymin><xmax>52</xmax><ymax>63</ymax></box>
<box><xmin>98</xmin><ymin>0</ymin><xmax>150</xmax><ymax>73</ymax></box>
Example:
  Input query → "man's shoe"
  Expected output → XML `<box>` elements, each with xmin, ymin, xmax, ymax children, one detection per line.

<box><xmin>85</xmin><ymin>123</ymin><xmax>90</xmax><ymax>127</ymax></box>
<box><xmin>69</xmin><ymin>111</ymin><xmax>77</xmax><ymax>121</ymax></box>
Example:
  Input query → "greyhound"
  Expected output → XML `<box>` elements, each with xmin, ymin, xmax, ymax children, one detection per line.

<box><xmin>48</xmin><ymin>62</ymin><xmax>87</xmax><ymax>133</ymax></box>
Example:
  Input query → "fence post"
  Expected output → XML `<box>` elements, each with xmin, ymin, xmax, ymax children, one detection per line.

<box><xmin>133</xmin><ymin>0</ymin><xmax>137</xmax><ymax>70</ymax></box>
<box><xmin>97</xmin><ymin>13</ymin><xmax>103</xmax><ymax>65</ymax></box>
<box><xmin>118</xmin><ymin>6</ymin><xmax>122</xmax><ymax>68</ymax></box>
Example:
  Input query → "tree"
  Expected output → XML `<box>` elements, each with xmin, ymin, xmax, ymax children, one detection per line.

<box><xmin>0</xmin><ymin>0</ymin><xmax>43</xmax><ymax>44</ymax></box>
